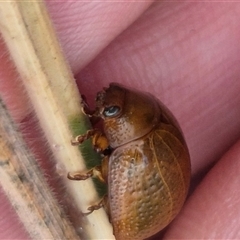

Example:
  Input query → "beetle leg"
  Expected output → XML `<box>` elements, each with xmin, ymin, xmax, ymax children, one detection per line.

<box><xmin>71</xmin><ymin>129</ymin><xmax>96</xmax><ymax>145</ymax></box>
<box><xmin>67</xmin><ymin>168</ymin><xmax>94</xmax><ymax>181</ymax></box>
<box><xmin>68</xmin><ymin>156</ymin><xmax>109</xmax><ymax>185</ymax></box>
<box><xmin>84</xmin><ymin>195</ymin><xmax>108</xmax><ymax>215</ymax></box>
<box><xmin>80</xmin><ymin>95</ymin><xmax>101</xmax><ymax>125</ymax></box>
<box><xmin>91</xmin><ymin>131</ymin><xmax>109</xmax><ymax>153</ymax></box>
<box><xmin>72</xmin><ymin>129</ymin><xmax>109</xmax><ymax>154</ymax></box>
<box><xmin>81</xmin><ymin>95</ymin><xmax>95</xmax><ymax>117</ymax></box>
<box><xmin>68</xmin><ymin>165</ymin><xmax>106</xmax><ymax>182</ymax></box>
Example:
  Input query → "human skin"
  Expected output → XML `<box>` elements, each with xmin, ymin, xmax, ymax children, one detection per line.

<box><xmin>0</xmin><ymin>1</ymin><xmax>240</xmax><ymax>239</ymax></box>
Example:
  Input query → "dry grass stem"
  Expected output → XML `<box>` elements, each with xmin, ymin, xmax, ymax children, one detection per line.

<box><xmin>0</xmin><ymin>98</ymin><xmax>80</xmax><ymax>239</ymax></box>
<box><xmin>0</xmin><ymin>1</ymin><xmax>114</xmax><ymax>239</ymax></box>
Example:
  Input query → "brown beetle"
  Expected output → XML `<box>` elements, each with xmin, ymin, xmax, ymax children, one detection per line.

<box><xmin>68</xmin><ymin>83</ymin><xmax>191</xmax><ymax>240</ymax></box>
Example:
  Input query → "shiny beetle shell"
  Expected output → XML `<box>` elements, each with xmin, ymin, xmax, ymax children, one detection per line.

<box><xmin>74</xmin><ymin>83</ymin><xmax>191</xmax><ymax>240</ymax></box>
<box><xmin>95</xmin><ymin>83</ymin><xmax>191</xmax><ymax>239</ymax></box>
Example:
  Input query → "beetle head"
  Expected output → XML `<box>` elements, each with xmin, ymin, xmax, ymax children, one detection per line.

<box><xmin>94</xmin><ymin>83</ymin><xmax>160</xmax><ymax>148</ymax></box>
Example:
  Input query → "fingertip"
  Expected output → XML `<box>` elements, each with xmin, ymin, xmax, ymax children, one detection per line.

<box><xmin>164</xmin><ymin>140</ymin><xmax>240</xmax><ymax>239</ymax></box>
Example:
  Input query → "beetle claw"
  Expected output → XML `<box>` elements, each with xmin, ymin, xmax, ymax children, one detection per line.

<box><xmin>83</xmin><ymin>203</ymin><xmax>103</xmax><ymax>216</ymax></box>
<box><xmin>67</xmin><ymin>170</ymin><xmax>93</xmax><ymax>180</ymax></box>
<box><xmin>71</xmin><ymin>135</ymin><xmax>85</xmax><ymax>145</ymax></box>
<box><xmin>81</xmin><ymin>95</ymin><xmax>95</xmax><ymax>117</ymax></box>
<box><xmin>71</xmin><ymin>130</ymin><xmax>97</xmax><ymax>146</ymax></box>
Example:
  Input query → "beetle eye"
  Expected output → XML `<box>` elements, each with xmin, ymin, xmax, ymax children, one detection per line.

<box><xmin>103</xmin><ymin>106</ymin><xmax>120</xmax><ymax>117</ymax></box>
